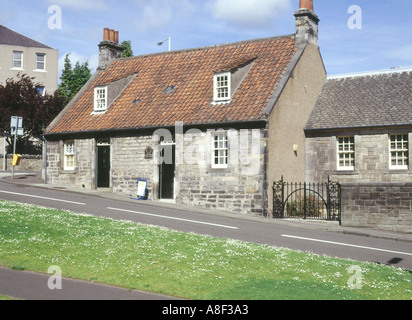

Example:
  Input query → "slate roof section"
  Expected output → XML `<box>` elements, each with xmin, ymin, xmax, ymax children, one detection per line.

<box><xmin>46</xmin><ymin>35</ymin><xmax>298</xmax><ymax>134</ymax></box>
<box><xmin>0</xmin><ymin>25</ymin><xmax>53</xmax><ymax>49</ymax></box>
<box><xmin>305</xmin><ymin>68</ymin><xmax>412</xmax><ymax>131</ymax></box>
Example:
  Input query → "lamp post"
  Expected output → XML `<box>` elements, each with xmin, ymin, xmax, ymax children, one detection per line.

<box><xmin>157</xmin><ymin>37</ymin><xmax>171</xmax><ymax>52</ymax></box>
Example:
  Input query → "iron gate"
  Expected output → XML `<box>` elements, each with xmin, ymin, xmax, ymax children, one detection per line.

<box><xmin>273</xmin><ymin>176</ymin><xmax>341</xmax><ymax>224</ymax></box>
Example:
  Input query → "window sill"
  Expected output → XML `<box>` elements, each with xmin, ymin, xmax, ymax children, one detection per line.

<box><xmin>384</xmin><ymin>169</ymin><xmax>410</xmax><ymax>174</ymax></box>
<box><xmin>10</xmin><ymin>68</ymin><xmax>24</xmax><ymax>71</ymax></box>
<box><xmin>59</xmin><ymin>168</ymin><xmax>78</xmax><ymax>174</ymax></box>
<box><xmin>91</xmin><ymin>110</ymin><xmax>107</xmax><ymax>115</ymax></box>
<box><xmin>333</xmin><ymin>170</ymin><xmax>358</xmax><ymax>175</ymax></box>
<box><xmin>34</xmin><ymin>69</ymin><xmax>47</xmax><ymax>73</ymax></box>
<box><xmin>211</xmin><ymin>99</ymin><xmax>232</xmax><ymax>105</ymax></box>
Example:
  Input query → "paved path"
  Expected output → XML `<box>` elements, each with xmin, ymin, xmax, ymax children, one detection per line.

<box><xmin>0</xmin><ymin>267</ymin><xmax>178</xmax><ymax>300</ymax></box>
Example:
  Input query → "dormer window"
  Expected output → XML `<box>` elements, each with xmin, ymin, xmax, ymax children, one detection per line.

<box><xmin>94</xmin><ymin>86</ymin><xmax>107</xmax><ymax>111</ymax></box>
<box><xmin>214</xmin><ymin>72</ymin><xmax>231</xmax><ymax>102</ymax></box>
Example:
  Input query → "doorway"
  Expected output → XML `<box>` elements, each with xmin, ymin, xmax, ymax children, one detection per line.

<box><xmin>97</xmin><ymin>140</ymin><xmax>111</xmax><ymax>188</ymax></box>
<box><xmin>159</xmin><ymin>143</ymin><xmax>175</xmax><ymax>199</ymax></box>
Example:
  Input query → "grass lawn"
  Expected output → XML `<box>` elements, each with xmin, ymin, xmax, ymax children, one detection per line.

<box><xmin>0</xmin><ymin>200</ymin><xmax>411</xmax><ymax>300</ymax></box>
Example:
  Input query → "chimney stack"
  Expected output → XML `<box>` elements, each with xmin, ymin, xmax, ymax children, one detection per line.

<box><xmin>294</xmin><ymin>0</ymin><xmax>319</xmax><ymax>46</ymax></box>
<box><xmin>98</xmin><ymin>28</ymin><xmax>123</xmax><ymax>70</ymax></box>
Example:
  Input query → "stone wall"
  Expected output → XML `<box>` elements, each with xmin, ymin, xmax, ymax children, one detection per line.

<box><xmin>306</xmin><ymin>133</ymin><xmax>412</xmax><ymax>183</ymax></box>
<box><xmin>341</xmin><ymin>183</ymin><xmax>412</xmax><ymax>233</ymax></box>
<box><xmin>45</xmin><ymin>128</ymin><xmax>268</xmax><ymax>216</ymax></box>
<box><xmin>177</xmin><ymin>129</ymin><xmax>267</xmax><ymax>216</ymax></box>
<box><xmin>46</xmin><ymin>139</ymin><xmax>95</xmax><ymax>189</ymax></box>
<box><xmin>111</xmin><ymin>135</ymin><xmax>156</xmax><ymax>198</ymax></box>
<box><xmin>1</xmin><ymin>154</ymin><xmax>43</xmax><ymax>171</ymax></box>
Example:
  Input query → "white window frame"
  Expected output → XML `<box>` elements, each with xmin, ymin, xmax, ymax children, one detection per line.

<box><xmin>94</xmin><ymin>86</ymin><xmax>108</xmax><ymax>112</ymax></box>
<box><xmin>64</xmin><ymin>140</ymin><xmax>75</xmax><ymax>170</ymax></box>
<box><xmin>389</xmin><ymin>134</ymin><xmax>409</xmax><ymax>170</ymax></box>
<box><xmin>337</xmin><ymin>136</ymin><xmax>355</xmax><ymax>171</ymax></box>
<box><xmin>212</xmin><ymin>132</ymin><xmax>228</xmax><ymax>169</ymax></box>
<box><xmin>35</xmin><ymin>53</ymin><xmax>46</xmax><ymax>71</ymax></box>
<box><xmin>213</xmin><ymin>72</ymin><xmax>231</xmax><ymax>102</ymax></box>
<box><xmin>12</xmin><ymin>51</ymin><xmax>23</xmax><ymax>70</ymax></box>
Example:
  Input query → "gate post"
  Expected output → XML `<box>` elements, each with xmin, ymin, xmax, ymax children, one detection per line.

<box><xmin>303</xmin><ymin>182</ymin><xmax>307</xmax><ymax>220</ymax></box>
<box><xmin>273</xmin><ymin>176</ymin><xmax>284</xmax><ymax>218</ymax></box>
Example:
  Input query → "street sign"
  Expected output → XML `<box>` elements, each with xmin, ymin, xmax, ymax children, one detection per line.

<box><xmin>10</xmin><ymin>116</ymin><xmax>24</xmax><ymax>179</ymax></box>
<box><xmin>11</xmin><ymin>116</ymin><xmax>24</xmax><ymax>136</ymax></box>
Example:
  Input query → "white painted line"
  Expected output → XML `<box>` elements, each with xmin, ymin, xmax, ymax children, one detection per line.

<box><xmin>282</xmin><ymin>234</ymin><xmax>412</xmax><ymax>257</ymax></box>
<box><xmin>0</xmin><ymin>190</ymin><xmax>86</xmax><ymax>206</ymax></box>
<box><xmin>108</xmin><ymin>207</ymin><xmax>239</xmax><ymax>230</ymax></box>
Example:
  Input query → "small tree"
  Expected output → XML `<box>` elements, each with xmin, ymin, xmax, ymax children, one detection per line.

<box><xmin>58</xmin><ymin>54</ymin><xmax>92</xmax><ymax>102</ymax></box>
<box><xmin>0</xmin><ymin>74</ymin><xmax>67</xmax><ymax>153</ymax></box>
<box><xmin>121</xmin><ymin>40</ymin><xmax>134</xmax><ymax>58</ymax></box>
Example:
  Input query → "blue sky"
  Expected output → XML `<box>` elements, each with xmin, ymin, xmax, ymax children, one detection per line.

<box><xmin>1</xmin><ymin>0</ymin><xmax>412</xmax><ymax>80</ymax></box>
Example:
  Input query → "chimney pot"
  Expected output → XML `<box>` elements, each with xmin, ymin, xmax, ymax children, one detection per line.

<box><xmin>103</xmin><ymin>28</ymin><xmax>110</xmax><ymax>41</ymax></box>
<box><xmin>114</xmin><ymin>31</ymin><xmax>119</xmax><ymax>44</ymax></box>
<box><xmin>299</xmin><ymin>0</ymin><xmax>314</xmax><ymax>12</ymax></box>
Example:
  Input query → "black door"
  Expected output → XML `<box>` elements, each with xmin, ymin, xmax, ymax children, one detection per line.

<box><xmin>159</xmin><ymin>144</ymin><xmax>175</xmax><ymax>199</ymax></box>
<box><xmin>97</xmin><ymin>146</ymin><xmax>111</xmax><ymax>188</ymax></box>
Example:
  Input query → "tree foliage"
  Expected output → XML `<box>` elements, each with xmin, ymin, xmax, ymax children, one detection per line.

<box><xmin>58</xmin><ymin>54</ymin><xmax>92</xmax><ymax>102</ymax></box>
<box><xmin>0</xmin><ymin>74</ymin><xmax>67</xmax><ymax>153</ymax></box>
<box><xmin>121</xmin><ymin>40</ymin><xmax>134</xmax><ymax>58</ymax></box>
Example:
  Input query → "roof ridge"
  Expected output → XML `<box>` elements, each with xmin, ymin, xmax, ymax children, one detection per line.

<box><xmin>116</xmin><ymin>34</ymin><xmax>295</xmax><ymax>63</ymax></box>
<box><xmin>327</xmin><ymin>66</ymin><xmax>412</xmax><ymax>80</ymax></box>
<box><xmin>0</xmin><ymin>24</ymin><xmax>54</xmax><ymax>49</ymax></box>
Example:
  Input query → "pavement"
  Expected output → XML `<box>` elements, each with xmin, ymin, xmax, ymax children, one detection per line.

<box><xmin>1</xmin><ymin>170</ymin><xmax>412</xmax><ymax>300</ymax></box>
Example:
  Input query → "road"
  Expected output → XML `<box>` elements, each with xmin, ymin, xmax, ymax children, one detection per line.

<box><xmin>0</xmin><ymin>179</ymin><xmax>411</xmax><ymax>299</ymax></box>
<box><xmin>1</xmin><ymin>180</ymin><xmax>411</xmax><ymax>269</ymax></box>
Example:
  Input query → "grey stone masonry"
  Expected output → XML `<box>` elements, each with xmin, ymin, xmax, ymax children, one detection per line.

<box><xmin>306</xmin><ymin>133</ymin><xmax>412</xmax><ymax>183</ymax></box>
<box><xmin>342</xmin><ymin>183</ymin><xmax>412</xmax><ymax>233</ymax></box>
<box><xmin>177</xmin><ymin>129</ymin><xmax>267</xmax><ymax>216</ymax></box>
<box><xmin>111</xmin><ymin>135</ymin><xmax>156</xmax><ymax>198</ymax></box>
<box><xmin>45</xmin><ymin>127</ymin><xmax>268</xmax><ymax>216</ymax></box>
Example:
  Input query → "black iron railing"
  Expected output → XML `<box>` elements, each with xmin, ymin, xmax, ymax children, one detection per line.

<box><xmin>273</xmin><ymin>177</ymin><xmax>341</xmax><ymax>224</ymax></box>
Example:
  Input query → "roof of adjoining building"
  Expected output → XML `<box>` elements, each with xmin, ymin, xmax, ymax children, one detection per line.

<box><xmin>305</xmin><ymin>67</ymin><xmax>412</xmax><ymax>131</ymax></box>
<box><xmin>46</xmin><ymin>35</ymin><xmax>298</xmax><ymax>135</ymax></box>
<box><xmin>0</xmin><ymin>25</ymin><xmax>53</xmax><ymax>49</ymax></box>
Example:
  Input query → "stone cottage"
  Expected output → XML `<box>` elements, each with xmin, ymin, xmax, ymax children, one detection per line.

<box><xmin>305</xmin><ymin>68</ymin><xmax>412</xmax><ymax>232</ymax></box>
<box><xmin>44</xmin><ymin>0</ymin><xmax>326</xmax><ymax>217</ymax></box>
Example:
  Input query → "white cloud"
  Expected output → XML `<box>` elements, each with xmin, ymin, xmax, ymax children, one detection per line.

<box><xmin>134</xmin><ymin>0</ymin><xmax>195</xmax><ymax>33</ymax></box>
<box><xmin>209</xmin><ymin>0</ymin><xmax>292</xmax><ymax>28</ymax></box>
<box><xmin>46</xmin><ymin>0</ymin><xmax>107</xmax><ymax>11</ymax></box>
<box><xmin>136</xmin><ymin>4</ymin><xmax>172</xmax><ymax>33</ymax></box>
<box><xmin>386</xmin><ymin>44</ymin><xmax>412</xmax><ymax>62</ymax></box>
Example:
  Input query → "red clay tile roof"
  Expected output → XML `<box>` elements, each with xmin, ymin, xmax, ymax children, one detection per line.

<box><xmin>47</xmin><ymin>35</ymin><xmax>297</xmax><ymax>134</ymax></box>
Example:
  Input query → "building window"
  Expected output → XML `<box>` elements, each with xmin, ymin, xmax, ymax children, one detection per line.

<box><xmin>12</xmin><ymin>51</ymin><xmax>23</xmax><ymax>69</ymax></box>
<box><xmin>36</xmin><ymin>86</ymin><xmax>45</xmax><ymax>96</ymax></box>
<box><xmin>390</xmin><ymin>134</ymin><xmax>409</xmax><ymax>170</ymax></box>
<box><xmin>337</xmin><ymin>136</ymin><xmax>355</xmax><ymax>170</ymax></box>
<box><xmin>94</xmin><ymin>87</ymin><xmax>108</xmax><ymax>111</ymax></box>
<box><xmin>64</xmin><ymin>141</ymin><xmax>75</xmax><ymax>170</ymax></box>
<box><xmin>36</xmin><ymin>53</ymin><xmax>46</xmax><ymax>71</ymax></box>
<box><xmin>212</xmin><ymin>132</ymin><xmax>228</xmax><ymax>168</ymax></box>
<box><xmin>214</xmin><ymin>72</ymin><xmax>231</xmax><ymax>101</ymax></box>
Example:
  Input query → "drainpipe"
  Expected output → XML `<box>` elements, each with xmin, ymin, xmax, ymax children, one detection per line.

<box><xmin>42</xmin><ymin>135</ymin><xmax>47</xmax><ymax>184</ymax></box>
